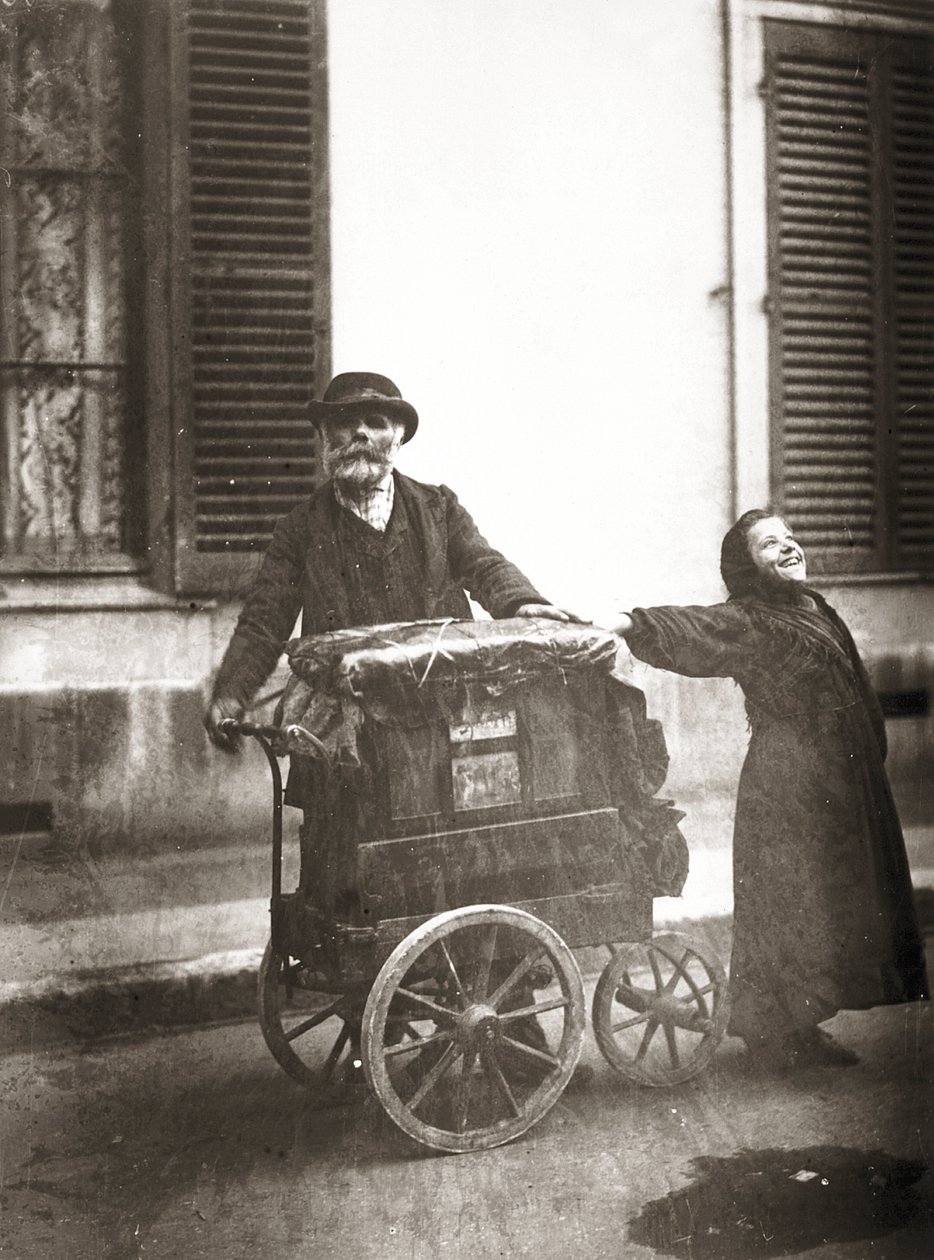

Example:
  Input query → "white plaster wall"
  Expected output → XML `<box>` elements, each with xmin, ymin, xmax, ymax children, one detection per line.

<box><xmin>326</xmin><ymin>0</ymin><xmax>733</xmax><ymax>619</ymax></box>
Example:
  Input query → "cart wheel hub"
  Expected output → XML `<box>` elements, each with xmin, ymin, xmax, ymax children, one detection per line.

<box><xmin>650</xmin><ymin>995</ymin><xmax>684</xmax><ymax>1022</ymax></box>
<box><xmin>650</xmin><ymin>993</ymin><xmax>713</xmax><ymax>1031</ymax></box>
<box><xmin>457</xmin><ymin>1003</ymin><xmax>501</xmax><ymax>1049</ymax></box>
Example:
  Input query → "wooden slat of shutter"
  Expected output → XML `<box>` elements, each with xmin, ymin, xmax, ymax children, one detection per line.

<box><xmin>891</xmin><ymin>44</ymin><xmax>934</xmax><ymax>564</ymax></box>
<box><xmin>766</xmin><ymin>24</ymin><xmax>880</xmax><ymax>568</ymax></box>
<box><xmin>176</xmin><ymin>0</ymin><xmax>329</xmax><ymax>595</ymax></box>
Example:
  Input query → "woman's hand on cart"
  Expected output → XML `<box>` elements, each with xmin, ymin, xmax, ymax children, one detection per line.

<box><xmin>610</xmin><ymin>613</ymin><xmax>633</xmax><ymax>637</ymax></box>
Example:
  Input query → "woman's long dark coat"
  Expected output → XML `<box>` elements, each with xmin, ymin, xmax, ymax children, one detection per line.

<box><xmin>627</xmin><ymin>593</ymin><xmax>928</xmax><ymax>1041</ymax></box>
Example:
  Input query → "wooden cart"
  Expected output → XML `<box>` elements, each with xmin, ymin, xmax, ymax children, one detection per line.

<box><xmin>224</xmin><ymin>619</ymin><xmax>730</xmax><ymax>1153</ymax></box>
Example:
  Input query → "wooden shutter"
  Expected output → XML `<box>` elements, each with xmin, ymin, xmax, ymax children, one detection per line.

<box><xmin>764</xmin><ymin>21</ymin><xmax>934</xmax><ymax>574</ymax></box>
<box><xmin>891</xmin><ymin>43</ymin><xmax>934</xmax><ymax>566</ymax></box>
<box><xmin>148</xmin><ymin>0</ymin><xmax>330</xmax><ymax>596</ymax></box>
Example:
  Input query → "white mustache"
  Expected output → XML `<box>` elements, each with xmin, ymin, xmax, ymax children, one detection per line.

<box><xmin>334</xmin><ymin>446</ymin><xmax>384</xmax><ymax>463</ymax></box>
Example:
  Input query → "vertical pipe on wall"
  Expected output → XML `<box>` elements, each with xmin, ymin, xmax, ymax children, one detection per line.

<box><xmin>720</xmin><ymin>0</ymin><xmax>739</xmax><ymax>525</ymax></box>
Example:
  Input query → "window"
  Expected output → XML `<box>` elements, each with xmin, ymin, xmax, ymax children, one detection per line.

<box><xmin>764</xmin><ymin>20</ymin><xmax>934</xmax><ymax>574</ymax></box>
<box><xmin>0</xmin><ymin>0</ymin><xmax>330</xmax><ymax>594</ymax></box>
<box><xmin>0</xmin><ymin>2</ymin><xmax>142</xmax><ymax>573</ymax></box>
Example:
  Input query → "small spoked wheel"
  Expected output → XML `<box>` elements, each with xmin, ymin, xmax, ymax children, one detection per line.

<box><xmin>592</xmin><ymin>933</ymin><xmax>730</xmax><ymax>1086</ymax></box>
<box><xmin>258</xmin><ymin>939</ymin><xmax>369</xmax><ymax>1106</ymax></box>
<box><xmin>361</xmin><ymin>905</ymin><xmax>585</xmax><ymax>1153</ymax></box>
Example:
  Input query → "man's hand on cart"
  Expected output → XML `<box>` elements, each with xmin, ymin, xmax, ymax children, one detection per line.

<box><xmin>204</xmin><ymin>695</ymin><xmax>246</xmax><ymax>751</ymax></box>
<box><xmin>514</xmin><ymin>603</ymin><xmax>590</xmax><ymax>624</ymax></box>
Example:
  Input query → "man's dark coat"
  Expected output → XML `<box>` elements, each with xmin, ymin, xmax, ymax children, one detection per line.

<box><xmin>212</xmin><ymin>472</ymin><xmax>546</xmax><ymax>707</ymax></box>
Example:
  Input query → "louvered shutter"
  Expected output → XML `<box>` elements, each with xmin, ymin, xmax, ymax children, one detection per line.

<box><xmin>892</xmin><ymin>43</ymin><xmax>934</xmax><ymax>565</ymax></box>
<box><xmin>169</xmin><ymin>0</ymin><xmax>329</xmax><ymax>595</ymax></box>
<box><xmin>764</xmin><ymin>22</ymin><xmax>934</xmax><ymax>575</ymax></box>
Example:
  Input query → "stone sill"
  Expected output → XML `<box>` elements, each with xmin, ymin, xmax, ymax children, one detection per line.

<box><xmin>0</xmin><ymin>575</ymin><xmax>216</xmax><ymax>614</ymax></box>
<box><xmin>809</xmin><ymin>571</ymin><xmax>934</xmax><ymax>589</ymax></box>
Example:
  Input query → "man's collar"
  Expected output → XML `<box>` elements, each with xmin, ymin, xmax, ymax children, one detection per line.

<box><xmin>332</xmin><ymin>472</ymin><xmax>395</xmax><ymax>531</ymax></box>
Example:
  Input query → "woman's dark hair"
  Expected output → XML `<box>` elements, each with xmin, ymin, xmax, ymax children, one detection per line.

<box><xmin>720</xmin><ymin>507</ymin><xmax>778</xmax><ymax>598</ymax></box>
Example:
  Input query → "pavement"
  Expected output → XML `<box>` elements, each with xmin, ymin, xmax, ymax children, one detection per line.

<box><xmin>2</xmin><ymin>806</ymin><xmax>932</xmax><ymax>1260</ymax></box>
<box><xmin>0</xmin><ymin>955</ymin><xmax>931</xmax><ymax>1260</ymax></box>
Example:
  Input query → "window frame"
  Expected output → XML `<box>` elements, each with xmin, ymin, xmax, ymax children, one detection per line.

<box><xmin>0</xmin><ymin>0</ymin><xmax>148</xmax><ymax>578</ymax></box>
<box><xmin>727</xmin><ymin>0</ymin><xmax>934</xmax><ymax>582</ymax></box>
<box><xmin>0</xmin><ymin>0</ymin><xmax>331</xmax><ymax>596</ymax></box>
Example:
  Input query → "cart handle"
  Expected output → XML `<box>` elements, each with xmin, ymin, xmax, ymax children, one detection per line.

<box><xmin>216</xmin><ymin>719</ymin><xmax>333</xmax><ymax>908</ymax></box>
<box><xmin>218</xmin><ymin>719</ymin><xmax>285</xmax><ymax>903</ymax></box>
<box><xmin>218</xmin><ymin>718</ymin><xmax>281</xmax><ymax>740</ymax></box>
<box><xmin>218</xmin><ymin>718</ymin><xmax>331</xmax><ymax>761</ymax></box>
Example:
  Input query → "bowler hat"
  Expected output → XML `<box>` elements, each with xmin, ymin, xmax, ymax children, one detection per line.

<box><xmin>308</xmin><ymin>372</ymin><xmax>418</xmax><ymax>443</ymax></box>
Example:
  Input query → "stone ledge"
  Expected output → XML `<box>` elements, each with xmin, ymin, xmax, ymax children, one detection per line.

<box><xmin>2</xmin><ymin>886</ymin><xmax>930</xmax><ymax>1056</ymax></box>
<box><xmin>0</xmin><ymin>923</ymin><xmax>735</xmax><ymax>1055</ymax></box>
<box><xmin>0</xmin><ymin>949</ymin><xmax>263</xmax><ymax>1054</ymax></box>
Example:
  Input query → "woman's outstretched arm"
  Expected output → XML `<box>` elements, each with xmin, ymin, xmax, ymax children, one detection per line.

<box><xmin>609</xmin><ymin>604</ymin><xmax>756</xmax><ymax>678</ymax></box>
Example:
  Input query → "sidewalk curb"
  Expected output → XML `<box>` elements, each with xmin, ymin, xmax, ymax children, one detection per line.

<box><xmin>0</xmin><ymin>918</ymin><xmax>737</xmax><ymax>1055</ymax></box>
<box><xmin>4</xmin><ymin>890</ymin><xmax>931</xmax><ymax>1056</ymax></box>
<box><xmin>0</xmin><ymin>949</ymin><xmax>264</xmax><ymax>1054</ymax></box>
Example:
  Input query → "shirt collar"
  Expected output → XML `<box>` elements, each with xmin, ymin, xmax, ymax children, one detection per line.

<box><xmin>332</xmin><ymin>472</ymin><xmax>395</xmax><ymax>532</ymax></box>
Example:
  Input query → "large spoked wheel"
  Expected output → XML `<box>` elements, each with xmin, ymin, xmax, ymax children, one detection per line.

<box><xmin>258</xmin><ymin>939</ymin><xmax>369</xmax><ymax>1106</ymax></box>
<box><xmin>361</xmin><ymin>905</ymin><xmax>585</xmax><ymax>1153</ymax></box>
<box><xmin>592</xmin><ymin>933</ymin><xmax>730</xmax><ymax>1086</ymax></box>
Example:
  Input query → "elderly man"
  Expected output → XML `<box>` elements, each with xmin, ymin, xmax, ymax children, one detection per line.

<box><xmin>205</xmin><ymin>370</ymin><xmax>569</xmax><ymax>745</ymax></box>
<box><xmin>205</xmin><ymin>374</ymin><xmax>580</xmax><ymax>1085</ymax></box>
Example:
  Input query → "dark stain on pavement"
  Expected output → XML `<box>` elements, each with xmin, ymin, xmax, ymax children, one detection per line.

<box><xmin>628</xmin><ymin>1145</ymin><xmax>931</xmax><ymax>1257</ymax></box>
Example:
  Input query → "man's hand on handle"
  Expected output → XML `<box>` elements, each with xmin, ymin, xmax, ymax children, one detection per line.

<box><xmin>204</xmin><ymin>696</ymin><xmax>246</xmax><ymax>752</ymax></box>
